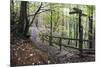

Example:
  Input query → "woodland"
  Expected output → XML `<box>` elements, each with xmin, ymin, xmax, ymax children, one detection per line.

<box><xmin>10</xmin><ymin>0</ymin><xmax>95</xmax><ymax>66</ymax></box>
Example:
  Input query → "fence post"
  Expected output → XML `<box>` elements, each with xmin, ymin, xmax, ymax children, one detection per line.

<box><xmin>68</xmin><ymin>40</ymin><xmax>70</xmax><ymax>45</ymax></box>
<box><xmin>59</xmin><ymin>37</ymin><xmax>62</xmax><ymax>51</ymax></box>
<box><xmin>42</xmin><ymin>35</ymin><xmax>44</xmax><ymax>43</ymax></box>
<box><xmin>49</xmin><ymin>36</ymin><xmax>52</xmax><ymax>46</ymax></box>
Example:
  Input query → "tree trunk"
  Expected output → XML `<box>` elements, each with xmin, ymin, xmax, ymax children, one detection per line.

<box><xmin>17</xmin><ymin>1</ymin><xmax>29</xmax><ymax>37</ymax></box>
<box><xmin>49</xmin><ymin>4</ymin><xmax>53</xmax><ymax>46</ymax></box>
<box><xmin>88</xmin><ymin>16</ymin><xmax>93</xmax><ymax>48</ymax></box>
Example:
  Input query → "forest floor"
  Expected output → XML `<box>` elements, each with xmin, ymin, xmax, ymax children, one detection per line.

<box><xmin>11</xmin><ymin>35</ymin><xmax>48</xmax><ymax>66</ymax></box>
<box><xmin>11</xmin><ymin>34</ymin><xmax>95</xmax><ymax>66</ymax></box>
<box><xmin>31</xmin><ymin>39</ymin><xmax>95</xmax><ymax>64</ymax></box>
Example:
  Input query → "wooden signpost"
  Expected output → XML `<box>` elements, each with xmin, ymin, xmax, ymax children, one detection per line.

<box><xmin>69</xmin><ymin>8</ymin><xmax>87</xmax><ymax>55</ymax></box>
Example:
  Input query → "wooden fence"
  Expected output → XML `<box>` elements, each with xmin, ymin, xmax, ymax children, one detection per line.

<box><xmin>41</xmin><ymin>34</ymin><xmax>95</xmax><ymax>54</ymax></box>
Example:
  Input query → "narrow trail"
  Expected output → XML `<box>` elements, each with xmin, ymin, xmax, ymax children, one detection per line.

<box><xmin>31</xmin><ymin>38</ymin><xmax>95</xmax><ymax>63</ymax></box>
<box><xmin>30</xmin><ymin>27</ymin><xmax>95</xmax><ymax>64</ymax></box>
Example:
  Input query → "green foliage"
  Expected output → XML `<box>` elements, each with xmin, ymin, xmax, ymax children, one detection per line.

<box><xmin>11</xmin><ymin>1</ymin><xmax>95</xmax><ymax>41</ymax></box>
<box><xmin>28</xmin><ymin>2</ymin><xmax>36</xmax><ymax>14</ymax></box>
<box><xmin>86</xmin><ymin>5</ymin><xmax>95</xmax><ymax>16</ymax></box>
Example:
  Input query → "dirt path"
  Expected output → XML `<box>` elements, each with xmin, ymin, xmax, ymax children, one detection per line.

<box><xmin>29</xmin><ymin>27</ymin><xmax>95</xmax><ymax>64</ymax></box>
<box><xmin>31</xmin><ymin>36</ymin><xmax>95</xmax><ymax>64</ymax></box>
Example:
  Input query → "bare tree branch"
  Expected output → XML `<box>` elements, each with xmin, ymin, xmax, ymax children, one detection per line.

<box><xmin>29</xmin><ymin>2</ymin><xmax>43</xmax><ymax>26</ymax></box>
<box><xmin>27</xmin><ymin>9</ymin><xmax>52</xmax><ymax>17</ymax></box>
